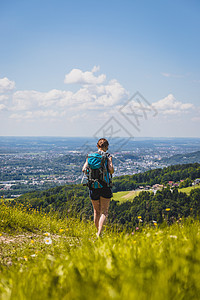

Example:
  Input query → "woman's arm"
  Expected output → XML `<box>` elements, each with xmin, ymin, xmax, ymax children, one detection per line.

<box><xmin>82</xmin><ymin>159</ymin><xmax>88</xmax><ymax>172</ymax></box>
<box><xmin>108</xmin><ymin>156</ymin><xmax>114</xmax><ymax>175</ymax></box>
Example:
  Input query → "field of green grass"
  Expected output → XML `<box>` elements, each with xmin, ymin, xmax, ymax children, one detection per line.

<box><xmin>112</xmin><ymin>190</ymin><xmax>141</xmax><ymax>202</ymax></box>
<box><xmin>1</xmin><ymin>201</ymin><xmax>200</xmax><ymax>299</ymax></box>
<box><xmin>178</xmin><ymin>184</ymin><xmax>200</xmax><ymax>194</ymax></box>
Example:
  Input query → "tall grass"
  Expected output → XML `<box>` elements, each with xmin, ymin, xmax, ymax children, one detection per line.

<box><xmin>0</xmin><ymin>202</ymin><xmax>200</xmax><ymax>299</ymax></box>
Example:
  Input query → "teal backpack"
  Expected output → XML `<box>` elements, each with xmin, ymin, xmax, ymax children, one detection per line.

<box><xmin>85</xmin><ymin>152</ymin><xmax>112</xmax><ymax>189</ymax></box>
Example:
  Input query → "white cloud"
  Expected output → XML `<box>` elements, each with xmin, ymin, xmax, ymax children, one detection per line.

<box><xmin>0</xmin><ymin>77</ymin><xmax>15</xmax><ymax>93</ymax></box>
<box><xmin>96</xmin><ymin>79</ymin><xmax>128</xmax><ymax>106</ymax></box>
<box><xmin>12</xmin><ymin>90</ymin><xmax>37</xmax><ymax>111</ymax></box>
<box><xmin>69</xmin><ymin>113</ymin><xmax>87</xmax><ymax>123</ymax></box>
<box><xmin>161</xmin><ymin>73</ymin><xmax>184</xmax><ymax>78</ymax></box>
<box><xmin>0</xmin><ymin>69</ymin><xmax>194</xmax><ymax>132</ymax></box>
<box><xmin>12</xmin><ymin>89</ymin><xmax>74</xmax><ymax>110</ymax></box>
<box><xmin>161</xmin><ymin>73</ymin><xmax>171</xmax><ymax>77</ymax></box>
<box><xmin>9</xmin><ymin>109</ymin><xmax>63</xmax><ymax>120</ymax></box>
<box><xmin>91</xmin><ymin>65</ymin><xmax>100</xmax><ymax>73</ymax></box>
<box><xmin>73</xmin><ymin>101</ymin><xmax>102</xmax><ymax>111</ymax></box>
<box><xmin>35</xmin><ymin>110</ymin><xmax>60</xmax><ymax>118</ymax></box>
<box><xmin>39</xmin><ymin>89</ymin><xmax>73</xmax><ymax>107</ymax></box>
<box><xmin>3</xmin><ymin>68</ymin><xmax>196</xmax><ymax>131</ymax></box>
<box><xmin>96</xmin><ymin>111</ymin><xmax>110</xmax><ymax>120</ymax></box>
<box><xmin>64</xmin><ymin>66</ymin><xmax>106</xmax><ymax>85</ymax></box>
<box><xmin>12</xmin><ymin>81</ymin><xmax>125</xmax><ymax>111</ymax></box>
<box><xmin>191</xmin><ymin>116</ymin><xmax>200</xmax><ymax>122</ymax></box>
<box><xmin>0</xmin><ymin>95</ymin><xmax>8</xmax><ymax>102</ymax></box>
<box><xmin>152</xmin><ymin>94</ymin><xmax>194</xmax><ymax>115</ymax></box>
<box><xmin>191</xmin><ymin>107</ymin><xmax>200</xmax><ymax>122</ymax></box>
<box><xmin>69</xmin><ymin>79</ymin><xmax>128</xmax><ymax>109</ymax></box>
<box><xmin>0</xmin><ymin>104</ymin><xmax>6</xmax><ymax>111</ymax></box>
<box><xmin>72</xmin><ymin>87</ymin><xmax>95</xmax><ymax>104</ymax></box>
<box><xmin>9</xmin><ymin>113</ymin><xmax>22</xmax><ymax>119</ymax></box>
<box><xmin>1</xmin><ymin>67</ymin><xmax>128</xmax><ymax>116</ymax></box>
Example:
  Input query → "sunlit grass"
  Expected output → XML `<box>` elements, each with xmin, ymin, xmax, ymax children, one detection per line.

<box><xmin>0</xmin><ymin>202</ymin><xmax>200</xmax><ymax>299</ymax></box>
<box><xmin>112</xmin><ymin>190</ymin><xmax>141</xmax><ymax>202</ymax></box>
<box><xmin>178</xmin><ymin>185</ymin><xmax>200</xmax><ymax>194</ymax></box>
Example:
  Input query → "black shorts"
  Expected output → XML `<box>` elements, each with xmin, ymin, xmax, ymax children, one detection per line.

<box><xmin>89</xmin><ymin>187</ymin><xmax>113</xmax><ymax>200</ymax></box>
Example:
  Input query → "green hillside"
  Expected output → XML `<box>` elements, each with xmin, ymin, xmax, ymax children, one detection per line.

<box><xmin>160</xmin><ymin>150</ymin><xmax>200</xmax><ymax>165</ymax></box>
<box><xmin>14</xmin><ymin>162</ymin><xmax>200</xmax><ymax>229</ymax></box>
<box><xmin>15</xmin><ymin>183</ymin><xmax>200</xmax><ymax>229</ymax></box>
<box><xmin>112</xmin><ymin>162</ymin><xmax>200</xmax><ymax>192</ymax></box>
<box><xmin>0</xmin><ymin>201</ymin><xmax>200</xmax><ymax>300</ymax></box>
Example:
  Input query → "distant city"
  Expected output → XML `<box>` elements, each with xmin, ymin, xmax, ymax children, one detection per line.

<box><xmin>0</xmin><ymin>137</ymin><xmax>200</xmax><ymax>197</ymax></box>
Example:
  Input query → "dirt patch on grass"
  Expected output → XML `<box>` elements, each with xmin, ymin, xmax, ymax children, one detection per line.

<box><xmin>121</xmin><ymin>190</ymin><xmax>136</xmax><ymax>199</ymax></box>
<box><xmin>0</xmin><ymin>233</ymin><xmax>40</xmax><ymax>244</ymax></box>
<box><xmin>0</xmin><ymin>232</ymin><xmax>80</xmax><ymax>245</ymax></box>
<box><xmin>121</xmin><ymin>190</ymin><xmax>142</xmax><ymax>200</ymax></box>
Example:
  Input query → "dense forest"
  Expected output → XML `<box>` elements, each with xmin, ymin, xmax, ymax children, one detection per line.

<box><xmin>13</xmin><ymin>163</ymin><xmax>200</xmax><ymax>230</ymax></box>
<box><xmin>109</xmin><ymin>188</ymin><xmax>200</xmax><ymax>229</ymax></box>
<box><xmin>112</xmin><ymin>163</ymin><xmax>200</xmax><ymax>192</ymax></box>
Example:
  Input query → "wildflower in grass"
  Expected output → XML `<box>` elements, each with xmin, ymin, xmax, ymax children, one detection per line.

<box><xmin>136</xmin><ymin>227</ymin><xmax>139</xmax><ymax>231</ymax></box>
<box><xmin>44</xmin><ymin>232</ymin><xmax>50</xmax><ymax>237</ymax></box>
<box><xmin>31</xmin><ymin>240</ymin><xmax>34</xmax><ymax>244</ymax></box>
<box><xmin>138</xmin><ymin>216</ymin><xmax>142</xmax><ymax>219</ymax></box>
<box><xmin>59</xmin><ymin>229</ymin><xmax>64</xmax><ymax>233</ymax></box>
<box><xmin>165</xmin><ymin>208</ymin><xmax>171</xmax><ymax>211</ymax></box>
<box><xmin>0</xmin><ymin>233</ymin><xmax>2</xmax><ymax>237</ymax></box>
<box><xmin>24</xmin><ymin>256</ymin><xmax>28</xmax><ymax>261</ymax></box>
<box><xmin>30</xmin><ymin>254</ymin><xmax>36</xmax><ymax>257</ymax></box>
<box><xmin>155</xmin><ymin>230</ymin><xmax>163</xmax><ymax>235</ymax></box>
<box><xmin>169</xmin><ymin>235</ymin><xmax>177</xmax><ymax>239</ymax></box>
<box><xmin>44</xmin><ymin>237</ymin><xmax>52</xmax><ymax>245</ymax></box>
<box><xmin>131</xmin><ymin>232</ymin><xmax>134</xmax><ymax>235</ymax></box>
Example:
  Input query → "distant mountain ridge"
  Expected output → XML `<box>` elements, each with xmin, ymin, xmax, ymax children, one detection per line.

<box><xmin>160</xmin><ymin>150</ymin><xmax>200</xmax><ymax>165</ymax></box>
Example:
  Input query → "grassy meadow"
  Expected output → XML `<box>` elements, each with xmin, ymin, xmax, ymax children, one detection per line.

<box><xmin>112</xmin><ymin>190</ymin><xmax>141</xmax><ymax>202</ymax></box>
<box><xmin>0</xmin><ymin>201</ymin><xmax>200</xmax><ymax>300</ymax></box>
<box><xmin>178</xmin><ymin>185</ymin><xmax>200</xmax><ymax>194</ymax></box>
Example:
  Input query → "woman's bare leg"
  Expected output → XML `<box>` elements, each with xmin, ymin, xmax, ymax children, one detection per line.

<box><xmin>97</xmin><ymin>197</ymin><xmax>110</xmax><ymax>237</ymax></box>
<box><xmin>91</xmin><ymin>200</ymin><xmax>100</xmax><ymax>230</ymax></box>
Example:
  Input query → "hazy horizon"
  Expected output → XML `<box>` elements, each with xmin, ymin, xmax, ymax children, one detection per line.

<box><xmin>1</xmin><ymin>136</ymin><xmax>200</xmax><ymax>140</ymax></box>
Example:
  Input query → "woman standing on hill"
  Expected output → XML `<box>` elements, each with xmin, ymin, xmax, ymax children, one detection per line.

<box><xmin>82</xmin><ymin>138</ymin><xmax>114</xmax><ymax>237</ymax></box>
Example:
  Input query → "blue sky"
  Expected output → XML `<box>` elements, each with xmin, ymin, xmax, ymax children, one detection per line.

<box><xmin>0</xmin><ymin>0</ymin><xmax>200</xmax><ymax>137</ymax></box>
